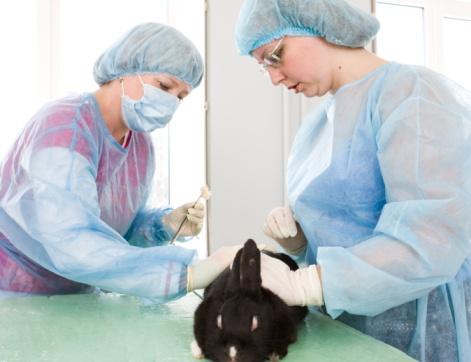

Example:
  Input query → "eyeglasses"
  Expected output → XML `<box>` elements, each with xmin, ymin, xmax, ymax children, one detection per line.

<box><xmin>259</xmin><ymin>38</ymin><xmax>283</xmax><ymax>75</ymax></box>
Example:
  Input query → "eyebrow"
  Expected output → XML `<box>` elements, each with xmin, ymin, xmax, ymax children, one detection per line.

<box><xmin>154</xmin><ymin>76</ymin><xmax>174</xmax><ymax>85</ymax></box>
<box><xmin>154</xmin><ymin>76</ymin><xmax>190</xmax><ymax>97</ymax></box>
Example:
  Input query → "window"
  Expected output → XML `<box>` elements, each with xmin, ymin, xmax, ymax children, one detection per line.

<box><xmin>442</xmin><ymin>17</ymin><xmax>471</xmax><ymax>90</ymax></box>
<box><xmin>375</xmin><ymin>2</ymin><xmax>425</xmax><ymax>65</ymax></box>
<box><xmin>375</xmin><ymin>0</ymin><xmax>471</xmax><ymax>90</ymax></box>
<box><xmin>0</xmin><ymin>0</ymin><xmax>207</xmax><ymax>256</ymax></box>
<box><xmin>0</xmin><ymin>0</ymin><xmax>39</xmax><ymax>160</ymax></box>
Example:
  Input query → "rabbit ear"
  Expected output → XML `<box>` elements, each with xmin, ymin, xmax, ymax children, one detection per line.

<box><xmin>226</xmin><ymin>247</ymin><xmax>244</xmax><ymax>293</ymax></box>
<box><xmin>238</xmin><ymin>239</ymin><xmax>262</xmax><ymax>295</ymax></box>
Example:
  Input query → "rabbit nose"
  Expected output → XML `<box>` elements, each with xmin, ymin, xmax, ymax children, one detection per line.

<box><xmin>228</xmin><ymin>345</ymin><xmax>237</xmax><ymax>361</ymax></box>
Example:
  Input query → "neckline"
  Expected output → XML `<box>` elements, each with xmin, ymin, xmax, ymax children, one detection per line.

<box><xmin>87</xmin><ymin>93</ymin><xmax>129</xmax><ymax>153</ymax></box>
<box><xmin>334</xmin><ymin>61</ymin><xmax>395</xmax><ymax>96</ymax></box>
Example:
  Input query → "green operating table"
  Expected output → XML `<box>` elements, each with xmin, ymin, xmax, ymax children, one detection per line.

<box><xmin>0</xmin><ymin>292</ymin><xmax>415</xmax><ymax>362</ymax></box>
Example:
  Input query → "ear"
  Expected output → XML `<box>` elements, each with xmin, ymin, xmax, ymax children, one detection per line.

<box><xmin>225</xmin><ymin>247</ymin><xmax>244</xmax><ymax>294</ymax></box>
<box><xmin>239</xmin><ymin>239</ymin><xmax>262</xmax><ymax>295</ymax></box>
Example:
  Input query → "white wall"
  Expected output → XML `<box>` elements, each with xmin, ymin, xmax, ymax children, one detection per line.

<box><xmin>206</xmin><ymin>0</ymin><xmax>284</xmax><ymax>251</ymax></box>
<box><xmin>206</xmin><ymin>0</ymin><xmax>372</xmax><ymax>252</ymax></box>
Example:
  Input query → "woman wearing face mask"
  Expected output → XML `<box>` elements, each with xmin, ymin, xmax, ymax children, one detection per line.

<box><xmin>0</xmin><ymin>23</ymin><xmax>239</xmax><ymax>302</ymax></box>
<box><xmin>235</xmin><ymin>0</ymin><xmax>471</xmax><ymax>361</ymax></box>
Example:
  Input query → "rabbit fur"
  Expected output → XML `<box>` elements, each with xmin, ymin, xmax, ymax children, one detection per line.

<box><xmin>192</xmin><ymin>239</ymin><xmax>308</xmax><ymax>362</ymax></box>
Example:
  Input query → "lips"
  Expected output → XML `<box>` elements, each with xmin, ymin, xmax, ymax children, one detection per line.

<box><xmin>287</xmin><ymin>83</ymin><xmax>303</xmax><ymax>93</ymax></box>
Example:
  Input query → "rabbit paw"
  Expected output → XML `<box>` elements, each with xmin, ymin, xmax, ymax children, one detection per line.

<box><xmin>191</xmin><ymin>340</ymin><xmax>204</xmax><ymax>359</ymax></box>
<box><xmin>269</xmin><ymin>353</ymin><xmax>281</xmax><ymax>361</ymax></box>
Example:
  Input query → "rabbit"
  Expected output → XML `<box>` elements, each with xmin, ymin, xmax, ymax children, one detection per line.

<box><xmin>191</xmin><ymin>239</ymin><xmax>308</xmax><ymax>362</ymax></box>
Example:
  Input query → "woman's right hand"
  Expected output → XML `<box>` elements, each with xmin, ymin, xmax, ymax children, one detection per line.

<box><xmin>187</xmin><ymin>243</ymin><xmax>275</xmax><ymax>291</ymax></box>
<box><xmin>263</xmin><ymin>206</ymin><xmax>307</xmax><ymax>255</ymax></box>
<box><xmin>187</xmin><ymin>245</ymin><xmax>242</xmax><ymax>292</ymax></box>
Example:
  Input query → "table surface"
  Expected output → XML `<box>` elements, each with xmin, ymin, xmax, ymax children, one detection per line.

<box><xmin>0</xmin><ymin>292</ymin><xmax>416</xmax><ymax>362</ymax></box>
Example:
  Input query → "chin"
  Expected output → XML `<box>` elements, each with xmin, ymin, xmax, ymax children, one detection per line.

<box><xmin>302</xmin><ymin>89</ymin><xmax>319</xmax><ymax>98</ymax></box>
<box><xmin>306</xmin><ymin>86</ymin><xmax>330</xmax><ymax>98</ymax></box>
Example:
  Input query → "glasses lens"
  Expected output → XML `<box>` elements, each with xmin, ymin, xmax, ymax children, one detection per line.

<box><xmin>259</xmin><ymin>63</ymin><xmax>269</xmax><ymax>76</ymax></box>
<box><xmin>264</xmin><ymin>53</ymin><xmax>280</xmax><ymax>66</ymax></box>
<box><xmin>258</xmin><ymin>38</ymin><xmax>283</xmax><ymax>76</ymax></box>
<box><xmin>263</xmin><ymin>38</ymin><xmax>283</xmax><ymax>67</ymax></box>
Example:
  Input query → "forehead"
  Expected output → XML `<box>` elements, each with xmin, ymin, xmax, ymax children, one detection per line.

<box><xmin>222</xmin><ymin>297</ymin><xmax>259</xmax><ymax>315</ymax></box>
<box><xmin>251</xmin><ymin>39</ymin><xmax>280</xmax><ymax>62</ymax></box>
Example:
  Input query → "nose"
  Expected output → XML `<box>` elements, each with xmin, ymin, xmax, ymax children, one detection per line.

<box><xmin>267</xmin><ymin>67</ymin><xmax>285</xmax><ymax>86</ymax></box>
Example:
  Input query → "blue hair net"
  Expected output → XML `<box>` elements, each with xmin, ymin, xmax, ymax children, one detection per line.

<box><xmin>93</xmin><ymin>22</ymin><xmax>204</xmax><ymax>89</ymax></box>
<box><xmin>235</xmin><ymin>0</ymin><xmax>380</xmax><ymax>55</ymax></box>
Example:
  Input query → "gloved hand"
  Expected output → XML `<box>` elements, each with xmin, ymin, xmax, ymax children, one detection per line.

<box><xmin>260</xmin><ymin>253</ymin><xmax>323</xmax><ymax>306</ymax></box>
<box><xmin>263</xmin><ymin>206</ymin><xmax>307</xmax><ymax>255</ymax></box>
<box><xmin>187</xmin><ymin>243</ymin><xmax>276</xmax><ymax>291</ymax></box>
<box><xmin>187</xmin><ymin>245</ymin><xmax>242</xmax><ymax>291</ymax></box>
<box><xmin>163</xmin><ymin>202</ymin><xmax>205</xmax><ymax>237</ymax></box>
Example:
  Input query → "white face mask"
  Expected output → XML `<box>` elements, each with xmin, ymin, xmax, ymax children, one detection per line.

<box><xmin>120</xmin><ymin>74</ymin><xmax>180</xmax><ymax>133</ymax></box>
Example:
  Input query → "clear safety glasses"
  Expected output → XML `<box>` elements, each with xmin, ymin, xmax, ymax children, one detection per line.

<box><xmin>259</xmin><ymin>38</ymin><xmax>283</xmax><ymax>75</ymax></box>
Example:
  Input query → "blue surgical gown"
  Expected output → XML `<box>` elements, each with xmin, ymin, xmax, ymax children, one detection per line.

<box><xmin>0</xmin><ymin>93</ymin><xmax>195</xmax><ymax>302</ymax></box>
<box><xmin>288</xmin><ymin>62</ymin><xmax>471</xmax><ymax>361</ymax></box>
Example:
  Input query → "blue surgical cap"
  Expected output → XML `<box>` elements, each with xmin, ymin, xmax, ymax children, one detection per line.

<box><xmin>93</xmin><ymin>22</ymin><xmax>204</xmax><ymax>89</ymax></box>
<box><xmin>235</xmin><ymin>0</ymin><xmax>380</xmax><ymax>55</ymax></box>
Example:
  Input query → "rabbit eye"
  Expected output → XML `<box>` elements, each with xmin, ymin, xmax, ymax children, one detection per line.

<box><xmin>251</xmin><ymin>315</ymin><xmax>258</xmax><ymax>332</ymax></box>
<box><xmin>217</xmin><ymin>314</ymin><xmax>223</xmax><ymax>329</ymax></box>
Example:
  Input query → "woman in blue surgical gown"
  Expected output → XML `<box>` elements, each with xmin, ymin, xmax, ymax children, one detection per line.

<box><xmin>0</xmin><ymin>22</ymin><xmax>238</xmax><ymax>302</ymax></box>
<box><xmin>235</xmin><ymin>0</ymin><xmax>471</xmax><ymax>360</ymax></box>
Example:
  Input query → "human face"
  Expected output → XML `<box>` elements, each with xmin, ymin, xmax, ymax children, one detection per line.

<box><xmin>120</xmin><ymin>73</ymin><xmax>191</xmax><ymax>101</ymax></box>
<box><xmin>252</xmin><ymin>36</ymin><xmax>334</xmax><ymax>97</ymax></box>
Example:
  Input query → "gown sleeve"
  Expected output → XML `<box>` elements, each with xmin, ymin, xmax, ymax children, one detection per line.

<box><xmin>0</xmin><ymin>136</ymin><xmax>195</xmax><ymax>302</ymax></box>
<box><xmin>124</xmin><ymin>207</ymin><xmax>174</xmax><ymax>247</ymax></box>
<box><xmin>317</xmin><ymin>68</ymin><xmax>471</xmax><ymax>318</ymax></box>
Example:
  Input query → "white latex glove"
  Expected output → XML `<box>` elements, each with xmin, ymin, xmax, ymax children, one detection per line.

<box><xmin>263</xmin><ymin>206</ymin><xmax>307</xmax><ymax>255</ymax></box>
<box><xmin>187</xmin><ymin>243</ymin><xmax>275</xmax><ymax>291</ymax></box>
<box><xmin>187</xmin><ymin>245</ymin><xmax>242</xmax><ymax>291</ymax></box>
<box><xmin>163</xmin><ymin>201</ymin><xmax>205</xmax><ymax>237</ymax></box>
<box><xmin>260</xmin><ymin>253</ymin><xmax>323</xmax><ymax>306</ymax></box>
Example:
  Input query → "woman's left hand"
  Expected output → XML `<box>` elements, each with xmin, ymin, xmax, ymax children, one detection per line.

<box><xmin>260</xmin><ymin>254</ymin><xmax>324</xmax><ymax>306</ymax></box>
<box><xmin>163</xmin><ymin>202</ymin><xmax>205</xmax><ymax>237</ymax></box>
<box><xmin>263</xmin><ymin>206</ymin><xmax>307</xmax><ymax>255</ymax></box>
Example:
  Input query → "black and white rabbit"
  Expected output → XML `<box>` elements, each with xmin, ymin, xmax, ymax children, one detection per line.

<box><xmin>191</xmin><ymin>239</ymin><xmax>308</xmax><ymax>362</ymax></box>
